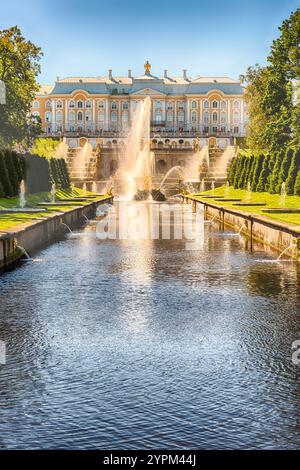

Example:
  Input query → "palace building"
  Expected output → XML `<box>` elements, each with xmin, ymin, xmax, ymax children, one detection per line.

<box><xmin>32</xmin><ymin>62</ymin><xmax>247</xmax><ymax>149</ymax></box>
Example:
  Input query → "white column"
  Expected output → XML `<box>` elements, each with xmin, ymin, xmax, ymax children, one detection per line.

<box><xmin>65</xmin><ymin>99</ymin><xmax>68</xmax><ymax>131</ymax></box>
<box><xmin>162</xmin><ymin>99</ymin><xmax>166</xmax><ymax>124</ymax></box>
<box><xmin>174</xmin><ymin>101</ymin><xmax>177</xmax><ymax>131</ymax></box>
<box><xmin>240</xmin><ymin>99</ymin><xmax>244</xmax><ymax>136</ymax></box>
<box><xmin>92</xmin><ymin>99</ymin><xmax>96</xmax><ymax>132</ymax></box>
<box><xmin>186</xmin><ymin>99</ymin><xmax>190</xmax><ymax>130</ymax></box>
<box><xmin>227</xmin><ymin>100</ymin><xmax>231</xmax><ymax>133</ymax></box>
<box><xmin>200</xmin><ymin>99</ymin><xmax>203</xmax><ymax>132</ymax></box>
<box><xmin>51</xmin><ymin>99</ymin><xmax>56</xmax><ymax>132</ymax></box>
<box><xmin>106</xmin><ymin>98</ymin><xmax>109</xmax><ymax>131</ymax></box>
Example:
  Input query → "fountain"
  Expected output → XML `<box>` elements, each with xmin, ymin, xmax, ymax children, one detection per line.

<box><xmin>279</xmin><ymin>182</ymin><xmax>287</xmax><ymax>207</ymax></box>
<box><xmin>54</xmin><ymin>137</ymin><xmax>69</xmax><ymax>159</ymax></box>
<box><xmin>50</xmin><ymin>183</ymin><xmax>56</xmax><ymax>203</ymax></box>
<box><xmin>211</xmin><ymin>181</ymin><xmax>215</xmax><ymax>194</ymax></box>
<box><xmin>200</xmin><ymin>179</ymin><xmax>205</xmax><ymax>193</ymax></box>
<box><xmin>246</xmin><ymin>181</ymin><xmax>251</xmax><ymax>202</ymax></box>
<box><xmin>19</xmin><ymin>180</ymin><xmax>26</xmax><ymax>208</ymax></box>
<box><xmin>92</xmin><ymin>182</ymin><xmax>97</xmax><ymax>193</ymax></box>
<box><xmin>224</xmin><ymin>181</ymin><xmax>230</xmax><ymax>197</ymax></box>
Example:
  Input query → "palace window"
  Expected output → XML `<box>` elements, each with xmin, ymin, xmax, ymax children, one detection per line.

<box><xmin>69</xmin><ymin>111</ymin><xmax>75</xmax><ymax>122</ymax></box>
<box><xmin>56</xmin><ymin>100</ymin><xmax>62</xmax><ymax>109</ymax></box>
<box><xmin>233</xmin><ymin>100</ymin><xmax>240</xmax><ymax>109</ymax></box>
<box><xmin>167</xmin><ymin>102</ymin><xmax>173</xmax><ymax>110</ymax></box>
<box><xmin>69</xmin><ymin>100</ymin><xmax>75</xmax><ymax>108</ymax></box>
<box><xmin>111</xmin><ymin>102</ymin><xmax>117</xmax><ymax>110</ymax></box>
<box><xmin>212</xmin><ymin>100</ymin><xmax>218</xmax><ymax>109</ymax></box>
<box><xmin>221</xmin><ymin>100</ymin><xmax>226</xmax><ymax>109</ymax></box>
<box><xmin>77</xmin><ymin>111</ymin><xmax>83</xmax><ymax>121</ymax></box>
<box><xmin>122</xmin><ymin>102</ymin><xmax>129</xmax><ymax>110</ymax></box>
<box><xmin>212</xmin><ymin>112</ymin><xmax>218</xmax><ymax>123</ymax></box>
<box><xmin>204</xmin><ymin>126</ymin><xmax>209</xmax><ymax>133</ymax></box>
<box><xmin>111</xmin><ymin>111</ymin><xmax>118</xmax><ymax>121</ymax></box>
<box><xmin>233</xmin><ymin>111</ymin><xmax>239</xmax><ymax>124</ymax></box>
<box><xmin>212</xmin><ymin>126</ymin><xmax>218</xmax><ymax>133</ymax></box>
<box><xmin>167</xmin><ymin>111</ymin><xmax>173</xmax><ymax>122</ymax></box>
<box><xmin>204</xmin><ymin>111</ymin><xmax>210</xmax><ymax>123</ymax></box>
<box><xmin>45</xmin><ymin>100</ymin><xmax>51</xmax><ymax>108</ymax></box>
<box><xmin>178</xmin><ymin>102</ymin><xmax>184</xmax><ymax>110</ymax></box>
<box><xmin>155</xmin><ymin>111</ymin><xmax>162</xmax><ymax>123</ymax></box>
<box><xmin>221</xmin><ymin>126</ymin><xmax>226</xmax><ymax>133</ymax></box>
<box><xmin>204</xmin><ymin>100</ymin><xmax>209</xmax><ymax>109</ymax></box>
<box><xmin>45</xmin><ymin>111</ymin><xmax>52</xmax><ymax>123</ymax></box>
<box><xmin>86</xmin><ymin>111</ymin><xmax>91</xmax><ymax>122</ymax></box>
<box><xmin>234</xmin><ymin>126</ymin><xmax>239</xmax><ymax>134</ymax></box>
<box><xmin>122</xmin><ymin>112</ymin><xmax>128</xmax><ymax>122</ymax></box>
<box><xmin>98</xmin><ymin>111</ymin><xmax>104</xmax><ymax>122</ymax></box>
<box><xmin>191</xmin><ymin>111</ymin><xmax>197</xmax><ymax>123</ymax></box>
<box><xmin>56</xmin><ymin>110</ymin><xmax>63</xmax><ymax>122</ymax></box>
<box><xmin>221</xmin><ymin>111</ymin><xmax>226</xmax><ymax>124</ymax></box>
<box><xmin>86</xmin><ymin>100</ymin><xmax>91</xmax><ymax>108</ymax></box>
<box><xmin>98</xmin><ymin>100</ymin><xmax>104</xmax><ymax>109</ymax></box>
<box><xmin>178</xmin><ymin>111</ymin><xmax>185</xmax><ymax>123</ymax></box>
<box><xmin>191</xmin><ymin>101</ymin><xmax>197</xmax><ymax>109</ymax></box>
<box><xmin>33</xmin><ymin>100</ymin><xmax>39</xmax><ymax>108</ymax></box>
<box><xmin>155</xmin><ymin>101</ymin><xmax>162</xmax><ymax>108</ymax></box>
<box><xmin>77</xmin><ymin>100</ymin><xmax>83</xmax><ymax>109</ymax></box>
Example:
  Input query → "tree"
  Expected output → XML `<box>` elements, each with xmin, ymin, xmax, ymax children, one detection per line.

<box><xmin>0</xmin><ymin>26</ymin><xmax>42</xmax><ymax>147</ymax></box>
<box><xmin>252</xmin><ymin>154</ymin><xmax>265</xmax><ymax>191</ymax></box>
<box><xmin>257</xmin><ymin>154</ymin><xmax>271</xmax><ymax>192</ymax></box>
<box><xmin>269</xmin><ymin>150</ymin><xmax>283</xmax><ymax>193</ymax></box>
<box><xmin>286</xmin><ymin>148</ymin><xmax>300</xmax><ymax>194</ymax></box>
<box><xmin>294</xmin><ymin>167</ymin><xmax>300</xmax><ymax>195</ymax></box>
<box><xmin>0</xmin><ymin>150</ymin><xmax>13</xmax><ymax>196</ymax></box>
<box><xmin>277</xmin><ymin>146</ymin><xmax>294</xmax><ymax>193</ymax></box>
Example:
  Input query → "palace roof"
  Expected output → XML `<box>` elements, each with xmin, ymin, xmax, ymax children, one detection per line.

<box><xmin>38</xmin><ymin>74</ymin><xmax>243</xmax><ymax>97</ymax></box>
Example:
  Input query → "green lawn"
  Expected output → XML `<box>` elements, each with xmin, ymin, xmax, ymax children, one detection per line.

<box><xmin>0</xmin><ymin>187</ymin><xmax>110</xmax><ymax>231</ymax></box>
<box><xmin>189</xmin><ymin>186</ymin><xmax>300</xmax><ymax>228</ymax></box>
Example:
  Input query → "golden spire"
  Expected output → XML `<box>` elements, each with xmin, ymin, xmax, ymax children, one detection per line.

<box><xmin>144</xmin><ymin>60</ymin><xmax>151</xmax><ymax>75</ymax></box>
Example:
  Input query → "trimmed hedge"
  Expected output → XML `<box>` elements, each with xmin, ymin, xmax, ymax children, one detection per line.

<box><xmin>228</xmin><ymin>145</ymin><xmax>300</xmax><ymax>196</ymax></box>
<box><xmin>0</xmin><ymin>149</ymin><xmax>70</xmax><ymax>197</ymax></box>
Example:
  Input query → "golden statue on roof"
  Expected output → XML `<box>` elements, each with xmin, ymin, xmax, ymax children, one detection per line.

<box><xmin>144</xmin><ymin>60</ymin><xmax>151</xmax><ymax>75</ymax></box>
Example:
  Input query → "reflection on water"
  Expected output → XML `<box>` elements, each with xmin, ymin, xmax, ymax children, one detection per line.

<box><xmin>0</xmin><ymin>201</ymin><xmax>300</xmax><ymax>449</ymax></box>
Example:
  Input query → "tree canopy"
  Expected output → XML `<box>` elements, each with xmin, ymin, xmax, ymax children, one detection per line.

<box><xmin>0</xmin><ymin>26</ymin><xmax>42</xmax><ymax>148</ymax></box>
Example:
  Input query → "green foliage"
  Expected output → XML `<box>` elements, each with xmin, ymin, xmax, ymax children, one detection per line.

<box><xmin>252</xmin><ymin>154</ymin><xmax>265</xmax><ymax>191</ymax></box>
<box><xmin>286</xmin><ymin>148</ymin><xmax>300</xmax><ymax>194</ymax></box>
<box><xmin>269</xmin><ymin>150</ymin><xmax>283</xmax><ymax>194</ymax></box>
<box><xmin>0</xmin><ymin>150</ymin><xmax>14</xmax><ymax>196</ymax></box>
<box><xmin>277</xmin><ymin>147</ymin><xmax>294</xmax><ymax>193</ymax></box>
<box><xmin>241</xmin><ymin>9</ymin><xmax>300</xmax><ymax>151</ymax></box>
<box><xmin>294</xmin><ymin>168</ymin><xmax>300</xmax><ymax>196</ymax></box>
<box><xmin>0</xmin><ymin>26</ymin><xmax>42</xmax><ymax>148</ymax></box>
<box><xmin>32</xmin><ymin>138</ymin><xmax>60</xmax><ymax>158</ymax></box>
<box><xmin>256</xmin><ymin>154</ymin><xmax>271</xmax><ymax>192</ymax></box>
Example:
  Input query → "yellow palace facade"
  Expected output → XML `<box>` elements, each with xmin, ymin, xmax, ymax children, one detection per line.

<box><xmin>31</xmin><ymin>63</ymin><xmax>247</xmax><ymax>148</ymax></box>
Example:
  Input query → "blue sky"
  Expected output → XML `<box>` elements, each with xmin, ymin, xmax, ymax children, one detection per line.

<box><xmin>1</xmin><ymin>0</ymin><xmax>299</xmax><ymax>83</ymax></box>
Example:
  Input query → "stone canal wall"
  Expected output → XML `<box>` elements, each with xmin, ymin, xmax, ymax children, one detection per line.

<box><xmin>182</xmin><ymin>195</ymin><xmax>300</xmax><ymax>259</ymax></box>
<box><xmin>0</xmin><ymin>196</ymin><xmax>113</xmax><ymax>270</ymax></box>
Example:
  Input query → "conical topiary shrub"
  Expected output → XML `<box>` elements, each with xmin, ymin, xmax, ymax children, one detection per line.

<box><xmin>286</xmin><ymin>148</ymin><xmax>300</xmax><ymax>195</ymax></box>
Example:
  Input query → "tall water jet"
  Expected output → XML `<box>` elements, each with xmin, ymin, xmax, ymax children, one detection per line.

<box><xmin>54</xmin><ymin>137</ymin><xmax>69</xmax><ymax>159</ymax></box>
<box><xmin>92</xmin><ymin>182</ymin><xmax>97</xmax><ymax>193</ymax></box>
<box><xmin>225</xmin><ymin>181</ymin><xmax>230</xmax><ymax>196</ymax></box>
<box><xmin>19</xmin><ymin>180</ymin><xmax>26</xmax><ymax>208</ymax></box>
<box><xmin>280</xmin><ymin>182</ymin><xmax>287</xmax><ymax>207</ymax></box>
<box><xmin>245</xmin><ymin>181</ymin><xmax>252</xmax><ymax>202</ymax></box>
<box><xmin>50</xmin><ymin>183</ymin><xmax>56</xmax><ymax>203</ymax></box>
<box><xmin>211</xmin><ymin>180</ymin><xmax>215</xmax><ymax>194</ymax></box>
<box><xmin>200</xmin><ymin>179</ymin><xmax>205</xmax><ymax>193</ymax></box>
<box><xmin>218</xmin><ymin>145</ymin><xmax>236</xmax><ymax>174</ymax></box>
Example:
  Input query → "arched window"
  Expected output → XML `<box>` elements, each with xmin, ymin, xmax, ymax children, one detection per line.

<box><xmin>86</xmin><ymin>100</ymin><xmax>91</xmax><ymax>108</ymax></box>
<box><xmin>122</xmin><ymin>102</ymin><xmax>129</xmax><ymax>110</ymax></box>
<box><xmin>221</xmin><ymin>111</ymin><xmax>226</xmax><ymax>124</ymax></box>
<box><xmin>178</xmin><ymin>101</ymin><xmax>184</xmax><ymax>110</ymax></box>
<box><xmin>85</xmin><ymin>111</ymin><xmax>91</xmax><ymax>122</ymax></box>
<box><xmin>56</xmin><ymin>100</ymin><xmax>62</xmax><ymax>109</ymax></box>
<box><xmin>167</xmin><ymin>102</ymin><xmax>173</xmax><ymax>110</ymax></box>
<box><xmin>111</xmin><ymin>111</ymin><xmax>118</xmax><ymax>121</ymax></box>
<box><xmin>111</xmin><ymin>102</ymin><xmax>117</xmax><ymax>110</ymax></box>
<box><xmin>204</xmin><ymin>100</ymin><xmax>209</xmax><ymax>109</ymax></box>
<box><xmin>56</xmin><ymin>110</ymin><xmax>63</xmax><ymax>122</ymax></box>
<box><xmin>220</xmin><ymin>100</ymin><xmax>226</xmax><ymax>109</ymax></box>
<box><xmin>191</xmin><ymin>111</ymin><xmax>197</xmax><ymax>123</ymax></box>
<box><xmin>122</xmin><ymin>111</ymin><xmax>128</xmax><ymax>122</ymax></box>
<box><xmin>234</xmin><ymin>112</ymin><xmax>239</xmax><ymax>124</ymax></box>
<box><xmin>77</xmin><ymin>100</ymin><xmax>83</xmax><ymax>109</ymax></box>
<box><xmin>45</xmin><ymin>111</ymin><xmax>52</xmax><ymax>122</ymax></box>
<box><xmin>155</xmin><ymin>111</ymin><xmax>162</xmax><ymax>123</ymax></box>
<box><xmin>45</xmin><ymin>100</ymin><xmax>51</xmax><ymax>108</ymax></box>
<box><xmin>155</xmin><ymin>101</ymin><xmax>162</xmax><ymax>109</ymax></box>
<box><xmin>69</xmin><ymin>100</ymin><xmax>75</xmax><ymax>108</ymax></box>
<box><xmin>234</xmin><ymin>100</ymin><xmax>240</xmax><ymax>109</ymax></box>
<box><xmin>69</xmin><ymin>111</ymin><xmax>75</xmax><ymax>122</ymax></box>
<box><xmin>98</xmin><ymin>100</ymin><xmax>104</xmax><ymax>109</ymax></box>
<box><xmin>167</xmin><ymin>111</ymin><xmax>173</xmax><ymax>122</ymax></box>
<box><xmin>98</xmin><ymin>111</ymin><xmax>105</xmax><ymax>122</ymax></box>
<box><xmin>178</xmin><ymin>111</ymin><xmax>185</xmax><ymax>123</ymax></box>
<box><xmin>33</xmin><ymin>100</ymin><xmax>39</xmax><ymax>108</ymax></box>
<box><xmin>191</xmin><ymin>101</ymin><xmax>197</xmax><ymax>109</ymax></box>
<box><xmin>212</xmin><ymin>100</ymin><xmax>218</xmax><ymax>109</ymax></box>
<box><xmin>204</xmin><ymin>111</ymin><xmax>210</xmax><ymax>123</ymax></box>
<box><xmin>77</xmin><ymin>111</ymin><xmax>83</xmax><ymax>121</ymax></box>
<box><xmin>212</xmin><ymin>112</ymin><xmax>218</xmax><ymax>123</ymax></box>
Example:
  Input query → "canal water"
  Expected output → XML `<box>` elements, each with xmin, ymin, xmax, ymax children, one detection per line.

<box><xmin>0</xmin><ymin>201</ymin><xmax>300</xmax><ymax>449</ymax></box>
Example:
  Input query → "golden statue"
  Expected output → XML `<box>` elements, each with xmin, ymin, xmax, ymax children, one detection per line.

<box><xmin>144</xmin><ymin>60</ymin><xmax>151</xmax><ymax>75</ymax></box>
